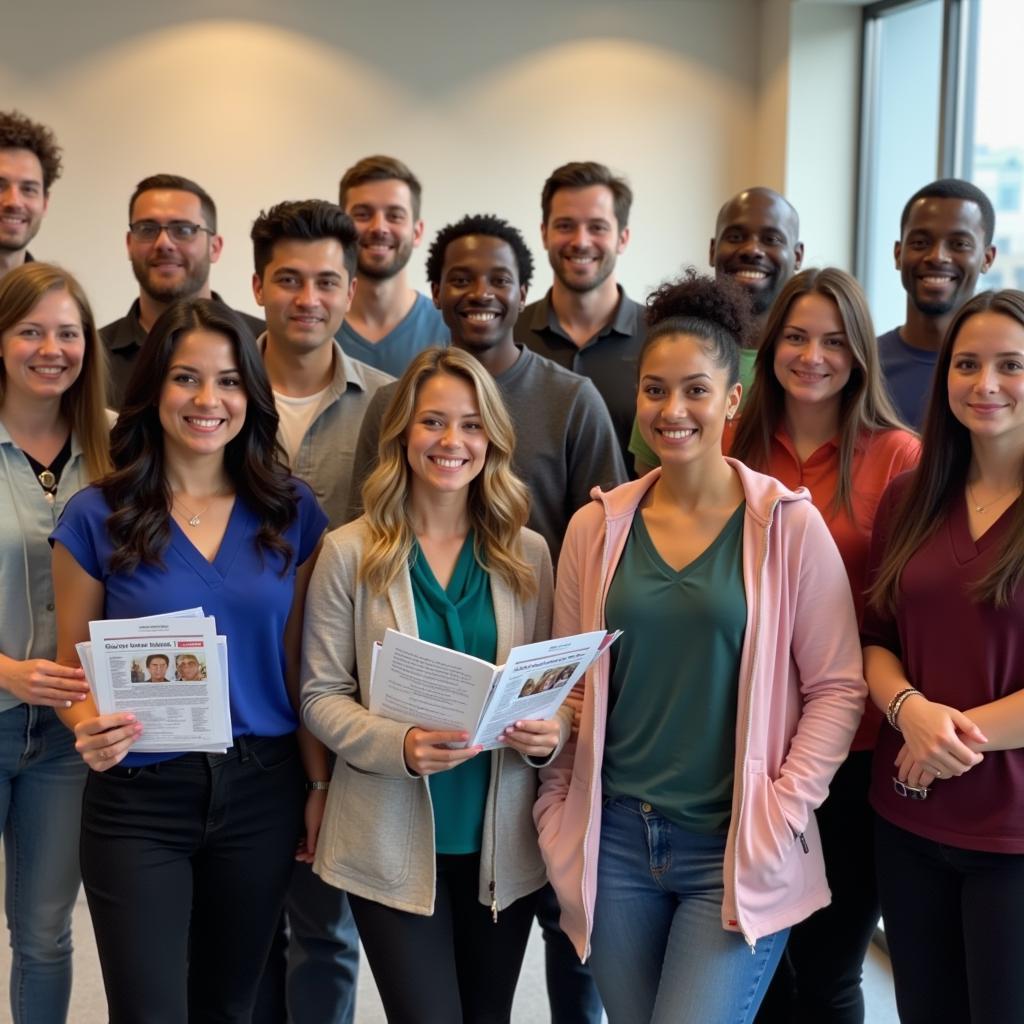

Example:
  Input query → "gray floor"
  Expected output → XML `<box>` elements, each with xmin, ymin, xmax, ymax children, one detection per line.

<box><xmin>0</xmin><ymin>873</ymin><xmax>900</xmax><ymax>1022</ymax></box>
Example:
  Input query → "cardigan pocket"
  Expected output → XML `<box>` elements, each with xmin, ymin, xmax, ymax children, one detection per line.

<box><xmin>325</xmin><ymin>760</ymin><xmax>419</xmax><ymax>887</ymax></box>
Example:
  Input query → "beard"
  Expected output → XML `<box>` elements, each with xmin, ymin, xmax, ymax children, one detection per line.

<box><xmin>357</xmin><ymin>236</ymin><xmax>414</xmax><ymax>281</ymax></box>
<box><xmin>911</xmin><ymin>293</ymin><xmax>958</xmax><ymax>317</ymax></box>
<box><xmin>551</xmin><ymin>251</ymin><xmax>616</xmax><ymax>294</ymax></box>
<box><xmin>132</xmin><ymin>253</ymin><xmax>211</xmax><ymax>303</ymax></box>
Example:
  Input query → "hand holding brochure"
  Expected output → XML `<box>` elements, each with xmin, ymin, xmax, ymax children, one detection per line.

<box><xmin>369</xmin><ymin>628</ymin><xmax>620</xmax><ymax>750</ymax></box>
<box><xmin>77</xmin><ymin>608</ymin><xmax>232</xmax><ymax>753</ymax></box>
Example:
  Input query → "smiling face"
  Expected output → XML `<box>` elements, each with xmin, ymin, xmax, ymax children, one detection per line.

<box><xmin>947</xmin><ymin>311</ymin><xmax>1024</xmax><ymax>446</ymax></box>
<box><xmin>128</xmin><ymin>189</ymin><xmax>222</xmax><ymax>304</ymax></box>
<box><xmin>253</xmin><ymin>237</ymin><xmax>355</xmax><ymax>354</ymax></box>
<box><xmin>0</xmin><ymin>148</ymin><xmax>48</xmax><ymax>255</ymax></box>
<box><xmin>404</xmin><ymin>371</ymin><xmax>489</xmax><ymax>499</ymax></box>
<box><xmin>158</xmin><ymin>328</ymin><xmax>247</xmax><ymax>464</ymax></box>
<box><xmin>0</xmin><ymin>287</ymin><xmax>85</xmax><ymax>405</ymax></box>
<box><xmin>176</xmin><ymin>655</ymin><xmax>202</xmax><ymax>681</ymax></box>
<box><xmin>636</xmin><ymin>334</ymin><xmax>741</xmax><ymax>468</ymax></box>
<box><xmin>711</xmin><ymin>191</ymin><xmax>803</xmax><ymax>316</ymax></box>
<box><xmin>541</xmin><ymin>184</ymin><xmax>629</xmax><ymax>294</ymax></box>
<box><xmin>431</xmin><ymin>235</ymin><xmax>526</xmax><ymax>356</ymax></box>
<box><xmin>343</xmin><ymin>178</ymin><xmax>423</xmax><ymax>281</ymax></box>
<box><xmin>773</xmin><ymin>292</ymin><xmax>854</xmax><ymax>415</ymax></box>
<box><xmin>896</xmin><ymin>197</ymin><xmax>995</xmax><ymax>318</ymax></box>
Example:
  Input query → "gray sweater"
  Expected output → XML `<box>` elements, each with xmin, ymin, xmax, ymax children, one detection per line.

<box><xmin>345</xmin><ymin>346</ymin><xmax>628</xmax><ymax>561</ymax></box>
<box><xmin>301</xmin><ymin>518</ymin><xmax>570</xmax><ymax>915</ymax></box>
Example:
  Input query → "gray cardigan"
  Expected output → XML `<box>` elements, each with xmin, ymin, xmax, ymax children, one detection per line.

<box><xmin>301</xmin><ymin>518</ymin><xmax>569</xmax><ymax>915</ymax></box>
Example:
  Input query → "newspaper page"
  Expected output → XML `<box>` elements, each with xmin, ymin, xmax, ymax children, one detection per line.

<box><xmin>470</xmin><ymin>630</ymin><xmax>616</xmax><ymax>748</ymax></box>
<box><xmin>85</xmin><ymin>613</ymin><xmax>232</xmax><ymax>752</ymax></box>
<box><xmin>370</xmin><ymin>628</ymin><xmax>619</xmax><ymax>750</ymax></box>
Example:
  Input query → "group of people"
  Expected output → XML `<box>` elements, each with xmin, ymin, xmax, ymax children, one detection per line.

<box><xmin>0</xmin><ymin>105</ymin><xmax>1020</xmax><ymax>1024</ymax></box>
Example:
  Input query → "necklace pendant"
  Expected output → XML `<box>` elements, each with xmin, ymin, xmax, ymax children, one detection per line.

<box><xmin>188</xmin><ymin>514</ymin><xmax>201</xmax><ymax>527</ymax></box>
<box><xmin>38</xmin><ymin>469</ymin><xmax>56</xmax><ymax>490</ymax></box>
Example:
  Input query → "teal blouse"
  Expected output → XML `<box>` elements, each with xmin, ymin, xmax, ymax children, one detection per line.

<box><xmin>409</xmin><ymin>533</ymin><xmax>496</xmax><ymax>854</ymax></box>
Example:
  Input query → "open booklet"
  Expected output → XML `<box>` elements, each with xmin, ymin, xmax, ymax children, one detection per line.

<box><xmin>369</xmin><ymin>628</ymin><xmax>621</xmax><ymax>750</ymax></box>
<box><xmin>76</xmin><ymin>607</ymin><xmax>232</xmax><ymax>753</ymax></box>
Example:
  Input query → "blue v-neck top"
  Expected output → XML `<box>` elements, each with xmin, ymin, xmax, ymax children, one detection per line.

<box><xmin>52</xmin><ymin>480</ymin><xmax>327</xmax><ymax>766</ymax></box>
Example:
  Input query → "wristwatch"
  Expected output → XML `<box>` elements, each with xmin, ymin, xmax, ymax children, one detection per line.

<box><xmin>306</xmin><ymin>780</ymin><xmax>329</xmax><ymax>792</ymax></box>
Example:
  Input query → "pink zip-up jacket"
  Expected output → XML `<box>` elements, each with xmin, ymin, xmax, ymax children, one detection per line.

<box><xmin>534</xmin><ymin>460</ymin><xmax>866</xmax><ymax>957</ymax></box>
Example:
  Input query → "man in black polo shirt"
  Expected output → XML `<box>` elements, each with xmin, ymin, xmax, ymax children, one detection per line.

<box><xmin>0</xmin><ymin>110</ymin><xmax>61</xmax><ymax>277</ymax></box>
<box><xmin>100</xmin><ymin>173</ymin><xmax>263</xmax><ymax>407</ymax></box>
<box><xmin>515</xmin><ymin>161</ymin><xmax>644</xmax><ymax>472</ymax></box>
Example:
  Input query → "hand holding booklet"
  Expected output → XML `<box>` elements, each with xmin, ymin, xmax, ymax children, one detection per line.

<box><xmin>76</xmin><ymin>607</ymin><xmax>233</xmax><ymax>753</ymax></box>
<box><xmin>369</xmin><ymin>628</ymin><xmax>621</xmax><ymax>750</ymax></box>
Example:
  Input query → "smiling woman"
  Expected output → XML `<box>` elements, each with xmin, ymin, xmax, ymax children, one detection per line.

<box><xmin>50</xmin><ymin>296</ymin><xmax>329</xmax><ymax>1022</ymax></box>
<box><xmin>301</xmin><ymin>346</ymin><xmax>569</xmax><ymax>1024</ymax></box>
<box><xmin>0</xmin><ymin>262</ymin><xmax>108</xmax><ymax>1024</ymax></box>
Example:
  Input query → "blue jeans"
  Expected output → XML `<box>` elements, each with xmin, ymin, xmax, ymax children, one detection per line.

<box><xmin>0</xmin><ymin>704</ymin><xmax>87</xmax><ymax>1024</ymax></box>
<box><xmin>590</xmin><ymin>797</ymin><xmax>787</xmax><ymax>1024</ymax></box>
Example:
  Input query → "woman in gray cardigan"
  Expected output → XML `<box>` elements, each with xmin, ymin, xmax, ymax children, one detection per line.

<box><xmin>301</xmin><ymin>347</ymin><xmax>570</xmax><ymax>1024</ymax></box>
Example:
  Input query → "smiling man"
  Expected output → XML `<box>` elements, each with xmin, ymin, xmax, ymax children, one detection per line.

<box><xmin>0</xmin><ymin>110</ymin><xmax>61</xmax><ymax>278</ymax></box>
<box><xmin>880</xmin><ymin>179</ymin><xmax>996</xmax><ymax>428</ymax></box>
<box><xmin>100</xmin><ymin>174</ymin><xmax>264</xmax><ymax>408</ymax></box>
<box><xmin>336</xmin><ymin>155</ymin><xmax>447</xmax><ymax>376</ymax></box>
<box><xmin>348</xmin><ymin>213</ymin><xmax>626</xmax><ymax>561</ymax></box>
<box><xmin>250</xmin><ymin>199</ymin><xmax>391</xmax><ymax>1024</ymax></box>
<box><xmin>516</xmin><ymin>162</ymin><xmax>644</xmax><ymax>471</ymax></box>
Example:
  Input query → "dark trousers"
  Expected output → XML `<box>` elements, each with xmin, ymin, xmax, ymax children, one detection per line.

<box><xmin>80</xmin><ymin>735</ymin><xmax>305</xmax><ymax>1024</ymax></box>
<box><xmin>757</xmin><ymin>751</ymin><xmax>880</xmax><ymax>1023</ymax></box>
<box><xmin>535</xmin><ymin>884</ymin><xmax>604</xmax><ymax>1024</ymax></box>
<box><xmin>875</xmin><ymin>814</ymin><xmax>1024</xmax><ymax>1024</ymax></box>
<box><xmin>253</xmin><ymin>862</ymin><xmax>359</xmax><ymax>1024</ymax></box>
<box><xmin>349</xmin><ymin>853</ymin><xmax>538</xmax><ymax>1024</ymax></box>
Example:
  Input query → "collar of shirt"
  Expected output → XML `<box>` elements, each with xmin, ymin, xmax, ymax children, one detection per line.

<box><xmin>533</xmin><ymin>285</ymin><xmax>641</xmax><ymax>346</ymax></box>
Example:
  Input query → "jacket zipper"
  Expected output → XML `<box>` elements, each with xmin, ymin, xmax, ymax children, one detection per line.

<box><xmin>733</xmin><ymin>497</ymin><xmax>779</xmax><ymax>950</ymax></box>
<box><xmin>490</xmin><ymin>749</ymin><xmax>502</xmax><ymax>922</ymax></box>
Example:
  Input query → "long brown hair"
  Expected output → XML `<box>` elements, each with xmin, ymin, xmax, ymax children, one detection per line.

<box><xmin>0</xmin><ymin>262</ymin><xmax>111</xmax><ymax>480</ymax></box>
<box><xmin>359</xmin><ymin>347</ymin><xmax>535</xmax><ymax>598</ymax></box>
<box><xmin>731</xmin><ymin>267</ymin><xmax>907</xmax><ymax>518</ymax></box>
<box><xmin>870</xmin><ymin>289</ymin><xmax>1024</xmax><ymax>611</ymax></box>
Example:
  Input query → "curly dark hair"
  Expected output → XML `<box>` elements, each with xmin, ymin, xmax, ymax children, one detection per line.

<box><xmin>0</xmin><ymin>110</ymin><xmax>62</xmax><ymax>192</ymax></box>
<box><xmin>426</xmin><ymin>214</ymin><xmax>533</xmax><ymax>289</ymax></box>
<box><xmin>640</xmin><ymin>268</ymin><xmax>752</xmax><ymax>386</ymax></box>
<box><xmin>103</xmin><ymin>298</ymin><xmax>297</xmax><ymax>574</ymax></box>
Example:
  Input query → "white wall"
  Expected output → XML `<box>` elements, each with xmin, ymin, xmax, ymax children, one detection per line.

<box><xmin>3</xmin><ymin>0</ymin><xmax>790</xmax><ymax>326</ymax></box>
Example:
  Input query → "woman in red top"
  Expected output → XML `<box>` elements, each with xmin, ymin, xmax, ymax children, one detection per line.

<box><xmin>863</xmin><ymin>289</ymin><xmax>1024</xmax><ymax>1023</ymax></box>
<box><xmin>731</xmin><ymin>268</ymin><xmax>918</xmax><ymax>1023</ymax></box>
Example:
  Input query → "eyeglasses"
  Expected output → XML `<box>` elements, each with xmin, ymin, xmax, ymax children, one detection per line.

<box><xmin>128</xmin><ymin>220</ymin><xmax>213</xmax><ymax>243</ymax></box>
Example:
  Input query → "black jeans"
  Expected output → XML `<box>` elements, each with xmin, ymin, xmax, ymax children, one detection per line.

<box><xmin>80</xmin><ymin>734</ymin><xmax>305</xmax><ymax>1024</ymax></box>
<box><xmin>757</xmin><ymin>750</ymin><xmax>880</xmax><ymax>1023</ymax></box>
<box><xmin>875</xmin><ymin>814</ymin><xmax>1024</xmax><ymax>1024</ymax></box>
<box><xmin>349</xmin><ymin>853</ymin><xmax>538</xmax><ymax>1024</ymax></box>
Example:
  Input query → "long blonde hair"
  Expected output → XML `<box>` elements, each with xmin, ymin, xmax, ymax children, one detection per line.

<box><xmin>359</xmin><ymin>347</ymin><xmax>535</xmax><ymax>598</ymax></box>
<box><xmin>0</xmin><ymin>262</ymin><xmax>111</xmax><ymax>480</ymax></box>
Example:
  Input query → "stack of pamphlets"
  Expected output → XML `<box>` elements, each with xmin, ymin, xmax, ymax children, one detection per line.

<box><xmin>76</xmin><ymin>607</ymin><xmax>232</xmax><ymax>753</ymax></box>
<box><xmin>369</xmin><ymin>628</ymin><xmax>620</xmax><ymax>750</ymax></box>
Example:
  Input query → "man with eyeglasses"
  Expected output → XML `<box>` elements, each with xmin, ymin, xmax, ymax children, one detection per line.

<box><xmin>100</xmin><ymin>173</ymin><xmax>263</xmax><ymax>407</ymax></box>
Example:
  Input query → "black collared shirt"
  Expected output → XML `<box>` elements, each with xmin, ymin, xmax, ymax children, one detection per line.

<box><xmin>99</xmin><ymin>293</ymin><xmax>264</xmax><ymax>409</ymax></box>
<box><xmin>515</xmin><ymin>286</ymin><xmax>645</xmax><ymax>472</ymax></box>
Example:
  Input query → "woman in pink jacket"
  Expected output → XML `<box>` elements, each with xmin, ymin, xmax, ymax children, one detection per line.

<box><xmin>535</xmin><ymin>271</ymin><xmax>866</xmax><ymax>1024</ymax></box>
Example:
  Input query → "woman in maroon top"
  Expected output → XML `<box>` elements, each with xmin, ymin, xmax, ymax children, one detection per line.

<box><xmin>863</xmin><ymin>289</ymin><xmax>1024</xmax><ymax>1023</ymax></box>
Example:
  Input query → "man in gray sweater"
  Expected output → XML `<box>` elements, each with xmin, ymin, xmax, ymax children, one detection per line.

<box><xmin>347</xmin><ymin>213</ymin><xmax>627</xmax><ymax>562</ymax></box>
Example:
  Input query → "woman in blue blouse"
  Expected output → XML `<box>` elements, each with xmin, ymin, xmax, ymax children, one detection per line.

<box><xmin>0</xmin><ymin>263</ymin><xmax>110</xmax><ymax>1024</ymax></box>
<box><xmin>52</xmin><ymin>298</ymin><xmax>328</xmax><ymax>1023</ymax></box>
<box><xmin>301</xmin><ymin>346</ymin><xmax>570</xmax><ymax>1023</ymax></box>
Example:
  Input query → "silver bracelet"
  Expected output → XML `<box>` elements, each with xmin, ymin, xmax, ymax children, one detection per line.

<box><xmin>886</xmin><ymin>687</ymin><xmax>920</xmax><ymax>732</ymax></box>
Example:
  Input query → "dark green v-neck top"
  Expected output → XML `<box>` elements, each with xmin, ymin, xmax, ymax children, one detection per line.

<box><xmin>603</xmin><ymin>504</ymin><xmax>747</xmax><ymax>834</ymax></box>
<box><xmin>410</xmin><ymin>533</ymin><xmax>496</xmax><ymax>854</ymax></box>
